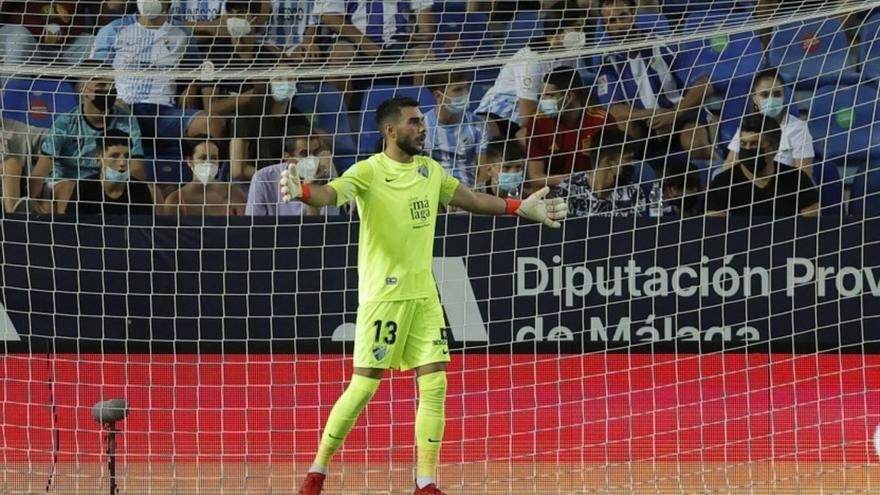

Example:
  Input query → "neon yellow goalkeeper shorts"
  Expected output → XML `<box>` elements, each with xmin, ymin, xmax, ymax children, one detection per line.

<box><xmin>353</xmin><ymin>296</ymin><xmax>450</xmax><ymax>371</ymax></box>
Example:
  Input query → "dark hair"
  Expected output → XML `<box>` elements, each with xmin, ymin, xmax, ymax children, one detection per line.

<box><xmin>486</xmin><ymin>140</ymin><xmax>524</xmax><ymax>163</ymax></box>
<box><xmin>424</xmin><ymin>70</ymin><xmax>472</xmax><ymax>93</ymax></box>
<box><xmin>543</xmin><ymin>66</ymin><xmax>589</xmax><ymax>106</ymax></box>
<box><xmin>96</xmin><ymin>128</ymin><xmax>130</xmax><ymax>154</ymax></box>
<box><xmin>183</xmin><ymin>135</ymin><xmax>219</xmax><ymax>159</ymax></box>
<box><xmin>531</xmin><ymin>0</ymin><xmax>589</xmax><ymax>52</ymax></box>
<box><xmin>225</xmin><ymin>0</ymin><xmax>257</xmax><ymax>14</ymax></box>
<box><xmin>589</xmin><ymin>125</ymin><xmax>634</xmax><ymax>165</ymax></box>
<box><xmin>598</xmin><ymin>0</ymin><xmax>635</xmax><ymax>7</ymax></box>
<box><xmin>375</xmin><ymin>97</ymin><xmax>421</xmax><ymax>135</ymax></box>
<box><xmin>751</xmin><ymin>67</ymin><xmax>784</xmax><ymax>93</ymax></box>
<box><xmin>739</xmin><ymin>113</ymin><xmax>782</xmax><ymax>150</ymax></box>
<box><xmin>282</xmin><ymin>125</ymin><xmax>315</xmax><ymax>154</ymax></box>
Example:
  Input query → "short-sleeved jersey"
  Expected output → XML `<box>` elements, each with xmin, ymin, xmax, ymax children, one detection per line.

<box><xmin>727</xmin><ymin>111</ymin><xmax>815</xmax><ymax>166</ymax></box>
<box><xmin>327</xmin><ymin>152</ymin><xmax>459</xmax><ymax>303</ymax></box>
<box><xmin>527</xmin><ymin>107</ymin><xmax>609</xmax><ymax>175</ymax></box>
<box><xmin>91</xmin><ymin>16</ymin><xmax>196</xmax><ymax>106</ymax></box>
<box><xmin>41</xmin><ymin>105</ymin><xmax>145</xmax><ymax>181</ymax></box>
<box><xmin>423</xmin><ymin>108</ymin><xmax>488</xmax><ymax>187</ymax></box>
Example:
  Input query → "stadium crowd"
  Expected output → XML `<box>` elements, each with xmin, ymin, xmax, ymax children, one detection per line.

<box><xmin>0</xmin><ymin>0</ymin><xmax>875</xmax><ymax>218</ymax></box>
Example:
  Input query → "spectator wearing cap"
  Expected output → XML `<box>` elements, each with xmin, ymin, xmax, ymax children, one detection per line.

<box><xmin>706</xmin><ymin>114</ymin><xmax>819</xmax><ymax>217</ymax></box>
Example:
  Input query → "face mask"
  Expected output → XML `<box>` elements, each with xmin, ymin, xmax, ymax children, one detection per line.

<box><xmin>758</xmin><ymin>96</ymin><xmax>784</xmax><ymax>119</ymax></box>
<box><xmin>137</xmin><ymin>0</ymin><xmax>163</xmax><ymax>19</ymax></box>
<box><xmin>563</xmin><ymin>30</ymin><xmax>586</xmax><ymax>50</ymax></box>
<box><xmin>192</xmin><ymin>161</ymin><xmax>218</xmax><ymax>184</ymax></box>
<box><xmin>295</xmin><ymin>156</ymin><xmax>320</xmax><ymax>181</ymax></box>
<box><xmin>738</xmin><ymin>147</ymin><xmax>764</xmax><ymax>175</ymax></box>
<box><xmin>92</xmin><ymin>88</ymin><xmax>117</xmax><ymax>112</ymax></box>
<box><xmin>445</xmin><ymin>94</ymin><xmax>469</xmax><ymax>115</ymax></box>
<box><xmin>226</xmin><ymin>17</ymin><xmax>252</xmax><ymax>39</ymax></box>
<box><xmin>539</xmin><ymin>98</ymin><xmax>560</xmax><ymax>117</ymax></box>
<box><xmin>271</xmin><ymin>80</ymin><xmax>297</xmax><ymax>102</ymax></box>
<box><xmin>498</xmin><ymin>171</ymin><xmax>523</xmax><ymax>193</ymax></box>
<box><xmin>103</xmin><ymin>165</ymin><xmax>130</xmax><ymax>183</ymax></box>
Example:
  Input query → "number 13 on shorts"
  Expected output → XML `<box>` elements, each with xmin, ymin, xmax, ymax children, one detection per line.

<box><xmin>353</xmin><ymin>297</ymin><xmax>450</xmax><ymax>371</ymax></box>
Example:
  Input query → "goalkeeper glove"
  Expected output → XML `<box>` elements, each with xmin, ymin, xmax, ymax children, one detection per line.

<box><xmin>279</xmin><ymin>163</ymin><xmax>311</xmax><ymax>203</ymax></box>
<box><xmin>508</xmin><ymin>186</ymin><xmax>567</xmax><ymax>228</ymax></box>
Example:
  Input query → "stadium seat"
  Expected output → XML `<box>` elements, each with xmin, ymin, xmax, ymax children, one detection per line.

<box><xmin>807</xmin><ymin>83</ymin><xmax>880</xmax><ymax>173</ymax></box>
<box><xmin>434</xmin><ymin>11</ymin><xmax>494</xmax><ymax>60</ymax></box>
<box><xmin>858</xmin><ymin>9</ymin><xmax>880</xmax><ymax>81</ymax></box>
<box><xmin>767</xmin><ymin>17</ymin><xmax>862</xmax><ymax>90</ymax></box>
<box><xmin>293</xmin><ymin>83</ymin><xmax>358</xmax><ymax>171</ymax></box>
<box><xmin>680</xmin><ymin>11</ymin><xmax>764</xmax><ymax>100</ymax></box>
<box><xmin>1</xmin><ymin>78</ymin><xmax>77</xmax><ymax>128</ymax></box>
<box><xmin>498</xmin><ymin>10</ymin><xmax>542</xmax><ymax>55</ymax></box>
<box><xmin>812</xmin><ymin>158</ymin><xmax>844</xmax><ymax>216</ymax></box>
<box><xmin>848</xmin><ymin>167</ymin><xmax>880</xmax><ymax>216</ymax></box>
<box><xmin>357</xmin><ymin>85</ymin><xmax>435</xmax><ymax>157</ymax></box>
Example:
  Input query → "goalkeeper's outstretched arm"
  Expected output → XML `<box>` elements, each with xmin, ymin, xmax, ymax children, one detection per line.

<box><xmin>449</xmin><ymin>184</ymin><xmax>567</xmax><ymax>228</ymax></box>
<box><xmin>279</xmin><ymin>164</ymin><xmax>338</xmax><ymax>207</ymax></box>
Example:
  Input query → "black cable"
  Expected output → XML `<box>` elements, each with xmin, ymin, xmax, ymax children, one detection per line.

<box><xmin>44</xmin><ymin>341</ymin><xmax>60</xmax><ymax>493</ymax></box>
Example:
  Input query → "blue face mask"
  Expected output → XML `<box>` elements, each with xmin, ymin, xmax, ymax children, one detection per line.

<box><xmin>104</xmin><ymin>166</ymin><xmax>130</xmax><ymax>183</ymax></box>
<box><xmin>498</xmin><ymin>171</ymin><xmax>523</xmax><ymax>192</ymax></box>
<box><xmin>758</xmin><ymin>97</ymin><xmax>784</xmax><ymax>119</ymax></box>
<box><xmin>445</xmin><ymin>94</ymin><xmax>469</xmax><ymax>115</ymax></box>
<box><xmin>539</xmin><ymin>98</ymin><xmax>560</xmax><ymax>117</ymax></box>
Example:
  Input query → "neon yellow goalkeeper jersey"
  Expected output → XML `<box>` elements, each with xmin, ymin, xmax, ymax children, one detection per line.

<box><xmin>328</xmin><ymin>152</ymin><xmax>460</xmax><ymax>303</ymax></box>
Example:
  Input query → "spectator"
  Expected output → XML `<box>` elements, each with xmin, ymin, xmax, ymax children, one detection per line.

<box><xmin>0</xmin><ymin>120</ymin><xmax>45</xmax><ymax>213</ymax></box>
<box><xmin>525</xmin><ymin>67</ymin><xmax>610</xmax><ymax>193</ymax></box>
<box><xmin>162</xmin><ymin>138</ymin><xmax>247</xmax><ymax>215</ymax></box>
<box><xmin>595</xmin><ymin>0</ymin><xmax>716</xmax><ymax>164</ymax></box>
<box><xmin>28</xmin><ymin>74</ymin><xmax>147</xmax><ymax>214</ymax></box>
<box><xmin>423</xmin><ymin>70</ymin><xmax>488</xmax><ymax>187</ymax></box>
<box><xmin>0</xmin><ymin>0</ymin><xmax>93</xmax><ymax>67</ymax></box>
<box><xmin>265</xmin><ymin>0</ymin><xmax>350</xmax><ymax>65</ymax></box>
<box><xmin>706</xmin><ymin>114</ymin><xmax>819</xmax><ymax>217</ymax></box>
<box><xmin>313</xmin><ymin>0</ymin><xmax>434</xmax><ymax>63</ymax></box>
<box><xmin>91</xmin><ymin>1</ymin><xmax>226</xmax><ymax>153</ymax></box>
<box><xmin>481</xmin><ymin>140</ymin><xmax>525</xmax><ymax>199</ymax></box>
<box><xmin>661</xmin><ymin>161</ymin><xmax>704</xmax><ymax>217</ymax></box>
<box><xmin>168</xmin><ymin>0</ymin><xmax>271</xmax><ymax>40</ymax></box>
<box><xmin>72</xmin><ymin>129</ymin><xmax>154</xmax><ymax>216</ymax></box>
<box><xmin>246</xmin><ymin>128</ymin><xmax>339</xmax><ymax>216</ymax></box>
<box><xmin>723</xmin><ymin>68</ymin><xmax>815</xmax><ymax>179</ymax></box>
<box><xmin>561</xmin><ymin>125</ymin><xmax>646</xmax><ymax>216</ymax></box>
<box><xmin>475</xmin><ymin>0</ymin><xmax>589</xmax><ymax>141</ymax></box>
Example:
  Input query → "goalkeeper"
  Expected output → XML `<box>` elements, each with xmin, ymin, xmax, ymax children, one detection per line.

<box><xmin>283</xmin><ymin>96</ymin><xmax>567</xmax><ymax>495</ymax></box>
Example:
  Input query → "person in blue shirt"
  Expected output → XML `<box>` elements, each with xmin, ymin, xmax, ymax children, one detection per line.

<box><xmin>595</xmin><ymin>0</ymin><xmax>717</xmax><ymax>166</ymax></box>
<box><xmin>422</xmin><ymin>70</ymin><xmax>488</xmax><ymax>188</ymax></box>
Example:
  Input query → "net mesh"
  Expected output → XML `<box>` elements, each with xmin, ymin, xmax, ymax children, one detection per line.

<box><xmin>1</xmin><ymin>0</ymin><xmax>880</xmax><ymax>493</ymax></box>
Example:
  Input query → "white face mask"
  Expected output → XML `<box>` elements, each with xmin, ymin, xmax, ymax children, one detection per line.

<box><xmin>295</xmin><ymin>156</ymin><xmax>320</xmax><ymax>181</ymax></box>
<box><xmin>271</xmin><ymin>80</ymin><xmax>297</xmax><ymax>102</ymax></box>
<box><xmin>192</xmin><ymin>161</ymin><xmax>219</xmax><ymax>184</ymax></box>
<box><xmin>45</xmin><ymin>23</ymin><xmax>61</xmax><ymax>35</ymax></box>
<box><xmin>563</xmin><ymin>30</ymin><xmax>586</xmax><ymax>50</ymax></box>
<box><xmin>226</xmin><ymin>17</ymin><xmax>252</xmax><ymax>38</ymax></box>
<box><xmin>137</xmin><ymin>0</ymin><xmax>163</xmax><ymax>19</ymax></box>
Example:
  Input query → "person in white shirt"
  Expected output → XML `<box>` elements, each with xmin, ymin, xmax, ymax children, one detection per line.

<box><xmin>422</xmin><ymin>70</ymin><xmax>489</xmax><ymax>187</ymax></box>
<box><xmin>92</xmin><ymin>0</ymin><xmax>226</xmax><ymax>150</ymax></box>
<box><xmin>723</xmin><ymin>68</ymin><xmax>816</xmax><ymax>179</ymax></box>
<box><xmin>475</xmin><ymin>0</ymin><xmax>589</xmax><ymax>143</ymax></box>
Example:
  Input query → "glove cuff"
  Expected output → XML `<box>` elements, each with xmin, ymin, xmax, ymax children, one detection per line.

<box><xmin>300</xmin><ymin>183</ymin><xmax>312</xmax><ymax>203</ymax></box>
<box><xmin>504</xmin><ymin>199</ymin><xmax>522</xmax><ymax>215</ymax></box>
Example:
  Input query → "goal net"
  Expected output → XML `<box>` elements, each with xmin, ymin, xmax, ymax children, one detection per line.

<box><xmin>1</xmin><ymin>0</ymin><xmax>880</xmax><ymax>493</ymax></box>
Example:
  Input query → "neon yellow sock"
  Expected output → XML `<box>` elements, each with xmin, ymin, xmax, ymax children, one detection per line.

<box><xmin>312</xmin><ymin>374</ymin><xmax>380</xmax><ymax>471</ymax></box>
<box><xmin>415</xmin><ymin>371</ymin><xmax>447</xmax><ymax>484</ymax></box>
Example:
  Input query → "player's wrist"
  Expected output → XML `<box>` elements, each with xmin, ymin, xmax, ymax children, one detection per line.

<box><xmin>300</xmin><ymin>183</ymin><xmax>312</xmax><ymax>203</ymax></box>
<box><xmin>504</xmin><ymin>198</ymin><xmax>522</xmax><ymax>215</ymax></box>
